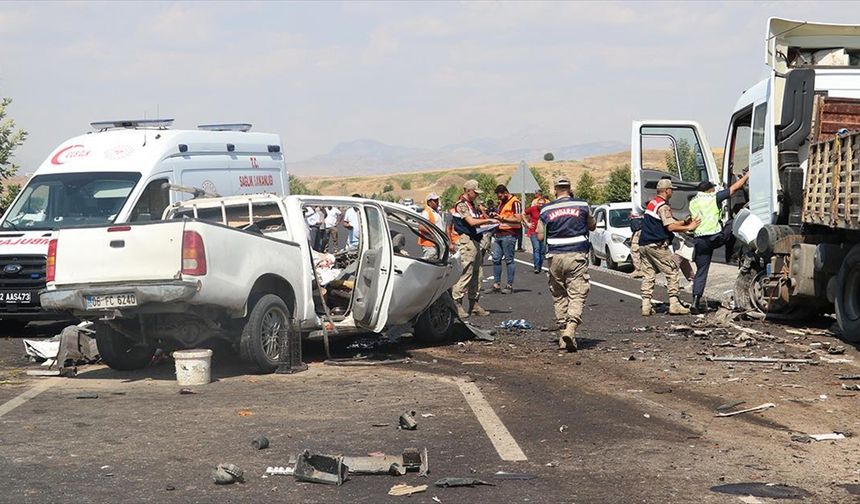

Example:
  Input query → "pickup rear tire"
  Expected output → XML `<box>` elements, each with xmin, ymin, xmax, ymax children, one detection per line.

<box><xmin>835</xmin><ymin>245</ymin><xmax>860</xmax><ymax>343</ymax></box>
<box><xmin>239</xmin><ymin>294</ymin><xmax>290</xmax><ymax>373</ymax></box>
<box><xmin>95</xmin><ymin>323</ymin><xmax>155</xmax><ymax>371</ymax></box>
<box><xmin>414</xmin><ymin>294</ymin><xmax>455</xmax><ymax>343</ymax></box>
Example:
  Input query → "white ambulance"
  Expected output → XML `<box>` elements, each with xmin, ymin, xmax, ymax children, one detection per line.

<box><xmin>0</xmin><ymin>119</ymin><xmax>288</xmax><ymax>328</ymax></box>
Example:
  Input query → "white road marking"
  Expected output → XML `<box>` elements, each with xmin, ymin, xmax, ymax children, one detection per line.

<box><xmin>0</xmin><ymin>378</ymin><xmax>58</xmax><ymax>419</ymax></box>
<box><xmin>513</xmin><ymin>258</ymin><xmax>654</xmax><ymax>301</ymax></box>
<box><xmin>455</xmin><ymin>378</ymin><xmax>527</xmax><ymax>461</ymax></box>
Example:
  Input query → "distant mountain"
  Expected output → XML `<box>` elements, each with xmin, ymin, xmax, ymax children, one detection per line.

<box><xmin>289</xmin><ymin>138</ymin><xmax>627</xmax><ymax>175</ymax></box>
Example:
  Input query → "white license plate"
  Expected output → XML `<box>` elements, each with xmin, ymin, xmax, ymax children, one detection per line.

<box><xmin>85</xmin><ymin>293</ymin><xmax>137</xmax><ymax>310</ymax></box>
<box><xmin>0</xmin><ymin>291</ymin><xmax>31</xmax><ymax>304</ymax></box>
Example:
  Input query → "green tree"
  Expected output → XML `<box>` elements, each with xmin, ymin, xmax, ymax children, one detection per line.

<box><xmin>544</xmin><ymin>152</ymin><xmax>554</xmax><ymax>161</ymax></box>
<box><xmin>399</xmin><ymin>179</ymin><xmax>411</xmax><ymax>190</ymax></box>
<box><xmin>0</xmin><ymin>183</ymin><xmax>19</xmax><ymax>214</ymax></box>
<box><xmin>575</xmin><ymin>171</ymin><xmax>603</xmax><ymax>204</ymax></box>
<box><xmin>665</xmin><ymin>138</ymin><xmax>700</xmax><ymax>181</ymax></box>
<box><xmin>289</xmin><ymin>176</ymin><xmax>320</xmax><ymax>195</ymax></box>
<box><xmin>474</xmin><ymin>173</ymin><xmax>498</xmax><ymax>196</ymax></box>
<box><xmin>602</xmin><ymin>164</ymin><xmax>631</xmax><ymax>203</ymax></box>
<box><xmin>441</xmin><ymin>184</ymin><xmax>460</xmax><ymax>210</ymax></box>
<box><xmin>0</xmin><ymin>98</ymin><xmax>27</xmax><ymax>195</ymax></box>
<box><xmin>382</xmin><ymin>182</ymin><xmax>394</xmax><ymax>193</ymax></box>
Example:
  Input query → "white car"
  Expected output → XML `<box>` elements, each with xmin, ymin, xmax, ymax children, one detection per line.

<box><xmin>589</xmin><ymin>203</ymin><xmax>634</xmax><ymax>270</ymax></box>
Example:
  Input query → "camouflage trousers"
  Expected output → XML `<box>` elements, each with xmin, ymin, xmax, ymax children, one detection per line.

<box><xmin>639</xmin><ymin>242</ymin><xmax>680</xmax><ymax>299</ymax></box>
<box><xmin>630</xmin><ymin>230</ymin><xmax>641</xmax><ymax>272</ymax></box>
<box><xmin>548</xmin><ymin>251</ymin><xmax>591</xmax><ymax>328</ymax></box>
<box><xmin>452</xmin><ymin>236</ymin><xmax>482</xmax><ymax>302</ymax></box>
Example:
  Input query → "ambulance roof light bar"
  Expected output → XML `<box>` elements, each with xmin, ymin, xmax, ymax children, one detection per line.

<box><xmin>90</xmin><ymin>119</ymin><xmax>175</xmax><ymax>131</ymax></box>
<box><xmin>197</xmin><ymin>123</ymin><xmax>253</xmax><ymax>132</ymax></box>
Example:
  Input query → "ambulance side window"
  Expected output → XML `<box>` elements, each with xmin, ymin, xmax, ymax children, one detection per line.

<box><xmin>130</xmin><ymin>178</ymin><xmax>169</xmax><ymax>222</ymax></box>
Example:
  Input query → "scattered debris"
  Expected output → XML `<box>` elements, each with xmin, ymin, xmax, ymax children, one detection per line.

<box><xmin>643</xmin><ymin>413</ymin><xmax>651</xmax><ymax>419</ymax></box>
<box><xmin>493</xmin><ymin>471</ymin><xmax>536</xmax><ymax>480</ymax></box>
<box><xmin>389</xmin><ymin>483</ymin><xmax>428</xmax><ymax>496</ymax></box>
<box><xmin>237</xmin><ymin>410</ymin><xmax>253</xmax><ymax>417</ymax></box>
<box><xmin>462</xmin><ymin>322</ymin><xmax>496</xmax><ymax>342</ymax></box>
<box><xmin>710</xmin><ymin>482</ymin><xmax>811</xmax><ymax>499</ymax></box>
<box><xmin>780</xmin><ymin>364</ymin><xmax>800</xmax><ymax>372</ymax></box>
<box><xmin>265</xmin><ymin>466</ymin><xmax>294</xmax><ymax>476</ymax></box>
<box><xmin>324</xmin><ymin>356</ymin><xmax>410</xmax><ymax>366</ymax></box>
<box><xmin>715</xmin><ymin>401</ymin><xmax>745</xmax><ymax>412</ymax></box>
<box><xmin>828</xmin><ymin>345</ymin><xmax>846</xmax><ymax>355</ymax></box>
<box><xmin>498</xmin><ymin>319</ymin><xmax>533</xmax><ymax>330</ymax></box>
<box><xmin>714</xmin><ymin>403</ymin><xmax>775</xmax><ymax>417</ymax></box>
<box><xmin>178</xmin><ymin>388</ymin><xmax>197</xmax><ymax>395</ymax></box>
<box><xmin>372</xmin><ymin>423</ymin><xmax>391</xmax><ymax>427</ymax></box>
<box><xmin>434</xmin><ymin>477</ymin><xmax>494</xmax><ymax>488</ymax></box>
<box><xmin>399</xmin><ymin>411</ymin><xmax>418</xmax><ymax>430</ymax></box>
<box><xmin>343</xmin><ymin>447</ymin><xmax>428</xmax><ymax>476</ymax></box>
<box><xmin>212</xmin><ymin>463</ymin><xmax>245</xmax><ymax>485</ymax></box>
<box><xmin>559</xmin><ymin>424</ymin><xmax>568</xmax><ymax>433</ymax></box>
<box><xmin>432</xmin><ymin>497</ymin><xmax>442</xmax><ymax>503</ymax></box>
<box><xmin>293</xmin><ymin>451</ymin><xmax>348</xmax><ymax>486</ymax></box>
<box><xmin>421</xmin><ymin>413</ymin><xmax>435</xmax><ymax>418</ymax></box>
<box><xmin>838</xmin><ymin>374</ymin><xmax>860</xmax><ymax>380</ymax></box>
<box><xmin>75</xmin><ymin>392</ymin><xmax>98</xmax><ymax>399</ymax></box>
<box><xmin>705</xmin><ymin>356</ymin><xmax>812</xmax><ymax>364</ymax></box>
<box><xmin>842</xmin><ymin>383</ymin><xmax>860</xmax><ymax>391</ymax></box>
<box><xmin>252</xmin><ymin>436</ymin><xmax>270</xmax><ymax>450</ymax></box>
<box><xmin>790</xmin><ymin>434</ymin><xmax>812</xmax><ymax>443</ymax></box>
<box><xmin>809</xmin><ymin>433</ymin><xmax>846</xmax><ymax>441</ymax></box>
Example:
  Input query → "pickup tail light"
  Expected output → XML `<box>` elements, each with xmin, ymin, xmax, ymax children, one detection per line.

<box><xmin>46</xmin><ymin>238</ymin><xmax>58</xmax><ymax>282</ymax></box>
<box><xmin>181</xmin><ymin>230</ymin><xmax>207</xmax><ymax>276</ymax></box>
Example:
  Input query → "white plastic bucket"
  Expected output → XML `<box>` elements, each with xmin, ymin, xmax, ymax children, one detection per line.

<box><xmin>173</xmin><ymin>349</ymin><xmax>213</xmax><ymax>386</ymax></box>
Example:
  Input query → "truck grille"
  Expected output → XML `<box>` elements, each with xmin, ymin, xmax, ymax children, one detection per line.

<box><xmin>0</xmin><ymin>255</ymin><xmax>47</xmax><ymax>289</ymax></box>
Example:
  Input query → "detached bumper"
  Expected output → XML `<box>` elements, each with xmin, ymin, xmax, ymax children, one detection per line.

<box><xmin>40</xmin><ymin>281</ymin><xmax>199</xmax><ymax>312</ymax></box>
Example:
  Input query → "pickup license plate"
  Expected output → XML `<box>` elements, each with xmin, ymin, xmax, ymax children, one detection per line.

<box><xmin>85</xmin><ymin>293</ymin><xmax>137</xmax><ymax>310</ymax></box>
<box><xmin>0</xmin><ymin>291</ymin><xmax>31</xmax><ymax>304</ymax></box>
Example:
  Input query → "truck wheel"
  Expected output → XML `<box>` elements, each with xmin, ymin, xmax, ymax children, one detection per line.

<box><xmin>605</xmin><ymin>247</ymin><xmax>617</xmax><ymax>270</ymax></box>
<box><xmin>95</xmin><ymin>323</ymin><xmax>155</xmax><ymax>371</ymax></box>
<box><xmin>835</xmin><ymin>245</ymin><xmax>860</xmax><ymax>342</ymax></box>
<box><xmin>239</xmin><ymin>294</ymin><xmax>290</xmax><ymax>373</ymax></box>
<box><xmin>414</xmin><ymin>294</ymin><xmax>455</xmax><ymax>343</ymax></box>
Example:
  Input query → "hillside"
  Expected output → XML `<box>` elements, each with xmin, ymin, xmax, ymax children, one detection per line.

<box><xmin>300</xmin><ymin>149</ymin><xmax>724</xmax><ymax>201</ymax></box>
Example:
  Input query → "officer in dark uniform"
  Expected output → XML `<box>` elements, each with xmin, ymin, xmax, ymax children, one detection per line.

<box><xmin>537</xmin><ymin>176</ymin><xmax>596</xmax><ymax>352</ymax></box>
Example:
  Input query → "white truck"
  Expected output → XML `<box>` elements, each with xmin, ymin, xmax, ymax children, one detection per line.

<box><xmin>40</xmin><ymin>194</ymin><xmax>461</xmax><ymax>373</ymax></box>
<box><xmin>631</xmin><ymin>18</ymin><xmax>860</xmax><ymax>341</ymax></box>
<box><xmin>0</xmin><ymin>120</ymin><xmax>288</xmax><ymax>330</ymax></box>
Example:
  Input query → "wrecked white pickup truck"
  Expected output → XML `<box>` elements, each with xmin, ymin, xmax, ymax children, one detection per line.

<box><xmin>40</xmin><ymin>194</ymin><xmax>462</xmax><ymax>373</ymax></box>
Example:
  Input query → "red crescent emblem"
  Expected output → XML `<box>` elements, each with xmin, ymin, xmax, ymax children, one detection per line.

<box><xmin>50</xmin><ymin>144</ymin><xmax>85</xmax><ymax>165</ymax></box>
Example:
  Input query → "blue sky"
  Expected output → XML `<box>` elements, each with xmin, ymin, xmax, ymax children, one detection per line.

<box><xmin>1</xmin><ymin>1</ymin><xmax>858</xmax><ymax>172</ymax></box>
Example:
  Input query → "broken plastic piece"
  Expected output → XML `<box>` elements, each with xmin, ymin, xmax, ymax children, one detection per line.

<box><xmin>265</xmin><ymin>466</ymin><xmax>294</xmax><ymax>476</ymax></box>
<box><xmin>809</xmin><ymin>433</ymin><xmax>846</xmax><ymax>441</ymax></box>
<box><xmin>389</xmin><ymin>483</ymin><xmax>428</xmax><ymax>496</ymax></box>
<box><xmin>212</xmin><ymin>463</ymin><xmax>245</xmax><ymax>485</ymax></box>
<box><xmin>493</xmin><ymin>471</ymin><xmax>537</xmax><ymax>480</ymax></box>
<box><xmin>399</xmin><ymin>411</ymin><xmax>418</xmax><ymax>430</ymax></box>
<box><xmin>714</xmin><ymin>402</ymin><xmax>775</xmax><ymax>417</ymax></box>
<box><xmin>293</xmin><ymin>450</ymin><xmax>348</xmax><ymax>485</ymax></box>
<box><xmin>252</xmin><ymin>436</ymin><xmax>270</xmax><ymax>450</ymax></box>
<box><xmin>434</xmin><ymin>477</ymin><xmax>494</xmax><ymax>487</ymax></box>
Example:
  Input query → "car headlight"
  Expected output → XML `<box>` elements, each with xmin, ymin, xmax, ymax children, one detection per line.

<box><xmin>611</xmin><ymin>233</ymin><xmax>627</xmax><ymax>243</ymax></box>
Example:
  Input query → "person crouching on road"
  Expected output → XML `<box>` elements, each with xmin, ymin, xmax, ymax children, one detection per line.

<box><xmin>418</xmin><ymin>192</ymin><xmax>446</xmax><ymax>261</ymax></box>
<box><xmin>489</xmin><ymin>185</ymin><xmax>523</xmax><ymax>294</ymax></box>
<box><xmin>451</xmin><ymin>180</ymin><xmax>498</xmax><ymax>319</ymax></box>
<box><xmin>688</xmin><ymin>171</ymin><xmax>750</xmax><ymax>312</ymax></box>
<box><xmin>639</xmin><ymin>178</ymin><xmax>700</xmax><ymax>316</ymax></box>
<box><xmin>537</xmin><ymin>177</ymin><xmax>595</xmax><ymax>352</ymax></box>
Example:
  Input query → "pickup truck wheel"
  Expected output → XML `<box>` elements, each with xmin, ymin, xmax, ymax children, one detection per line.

<box><xmin>95</xmin><ymin>323</ymin><xmax>154</xmax><ymax>371</ymax></box>
<box><xmin>835</xmin><ymin>245</ymin><xmax>860</xmax><ymax>343</ymax></box>
<box><xmin>414</xmin><ymin>295</ymin><xmax>455</xmax><ymax>343</ymax></box>
<box><xmin>240</xmin><ymin>294</ymin><xmax>290</xmax><ymax>373</ymax></box>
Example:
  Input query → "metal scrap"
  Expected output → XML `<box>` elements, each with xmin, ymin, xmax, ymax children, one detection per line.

<box><xmin>342</xmin><ymin>447</ymin><xmax>428</xmax><ymax>477</ymax></box>
<box><xmin>212</xmin><ymin>463</ymin><xmax>245</xmax><ymax>485</ymax></box>
<box><xmin>399</xmin><ymin>411</ymin><xmax>418</xmax><ymax>430</ymax></box>
<box><xmin>293</xmin><ymin>450</ymin><xmax>348</xmax><ymax>486</ymax></box>
<box><xmin>434</xmin><ymin>477</ymin><xmax>494</xmax><ymax>488</ymax></box>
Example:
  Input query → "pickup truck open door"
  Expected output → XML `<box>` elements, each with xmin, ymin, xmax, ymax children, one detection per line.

<box><xmin>630</xmin><ymin>121</ymin><xmax>720</xmax><ymax>219</ymax></box>
<box><xmin>352</xmin><ymin>203</ymin><xmax>394</xmax><ymax>333</ymax></box>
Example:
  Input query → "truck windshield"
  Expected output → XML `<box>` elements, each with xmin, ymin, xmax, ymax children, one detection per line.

<box><xmin>1</xmin><ymin>172</ymin><xmax>142</xmax><ymax>230</ymax></box>
<box><xmin>609</xmin><ymin>209</ymin><xmax>632</xmax><ymax>228</ymax></box>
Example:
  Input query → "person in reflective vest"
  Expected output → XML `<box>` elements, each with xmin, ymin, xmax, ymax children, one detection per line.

<box><xmin>688</xmin><ymin>171</ymin><xmax>749</xmax><ymax>312</ymax></box>
<box><xmin>639</xmin><ymin>178</ymin><xmax>700</xmax><ymax>316</ymax></box>
<box><xmin>451</xmin><ymin>180</ymin><xmax>498</xmax><ymax>319</ymax></box>
<box><xmin>537</xmin><ymin>176</ymin><xmax>595</xmax><ymax>352</ymax></box>
<box><xmin>418</xmin><ymin>192</ymin><xmax>445</xmax><ymax>261</ymax></box>
<box><xmin>489</xmin><ymin>184</ymin><xmax>523</xmax><ymax>294</ymax></box>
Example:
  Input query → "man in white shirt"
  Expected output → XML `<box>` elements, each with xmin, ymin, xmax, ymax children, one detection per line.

<box><xmin>343</xmin><ymin>195</ymin><xmax>362</xmax><ymax>249</ymax></box>
<box><xmin>323</xmin><ymin>206</ymin><xmax>342</xmax><ymax>252</ymax></box>
<box><xmin>305</xmin><ymin>206</ymin><xmax>322</xmax><ymax>250</ymax></box>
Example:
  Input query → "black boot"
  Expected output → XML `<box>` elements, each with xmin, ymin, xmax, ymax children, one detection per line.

<box><xmin>692</xmin><ymin>295</ymin><xmax>704</xmax><ymax>313</ymax></box>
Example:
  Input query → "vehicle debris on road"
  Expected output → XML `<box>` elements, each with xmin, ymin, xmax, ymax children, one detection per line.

<box><xmin>212</xmin><ymin>463</ymin><xmax>245</xmax><ymax>485</ymax></box>
<box><xmin>343</xmin><ymin>447</ymin><xmax>428</xmax><ymax>476</ymax></box>
<box><xmin>714</xmin><ymin>403</ymin><xmax>775</xmax><ymax>417</ymax></box>
<box><xmin>498</xmin><ymin>319</ymin><xmax>533</xmax><ymax>330</ymax></box>
<box><xmin>399</xmin><ymin>410</ymin><xmax>418</xmax><ymax>430</ymax></box>
<box><xmin>293</xmin><ymin>451</ymin><xmax>349</xmax><ymax>486</ymax></box>
<box><xmin>493</xmin><ymin>471</ymin><xmax>537</xmax><ymax>480</ymax></box>
<box><xmin>705</xmin><ymin>355</ymin><xmax>812</xmax><ymax>364</ymax></box>
<box><xmin>251</xmin><ymin>436</ymin><xmax>270</xmax><ymax>450</ymax></box>
<box><xmin>388</xmin><ymin>483</ymin><xmax>428</xmax><ymax>496</ymax></box>
<box><xmin>264</xmin><ymin>466</ymin><xmax>294</xmax><ymax>476</ymax></box>
<box><xmin>434</xmin><ymin>477</ymin><xmax>494</xmax><ymax>487</ymax></box>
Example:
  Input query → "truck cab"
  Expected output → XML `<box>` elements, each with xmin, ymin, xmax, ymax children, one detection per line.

<box><xmin>0</xmin><ymin>120</ymin><xmax>287</xmax><ymax>329</ymax></box>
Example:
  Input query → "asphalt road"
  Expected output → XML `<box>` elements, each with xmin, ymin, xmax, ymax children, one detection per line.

<box><xmin>1</xmin><ymin>245</ymin><xmax>859</xmax><ymax>502</ymax></box>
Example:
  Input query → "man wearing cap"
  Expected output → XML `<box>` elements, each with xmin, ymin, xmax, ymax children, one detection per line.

<box><xmin>418</xmin><ymin>192</ymin><xmax>445</xmax><ymax>261</ymax></box>
<box><xmin>489</xmin><ymin>184</ymin><xmax>523</xmax><ymax>294</ymax></box>
<box><xmin>688</xmin><ymin>171</ymin><xmax>750</xmax><ymax>312</ymax></box>
<box><xmin>639</xmin><ymin>178</ymin><xmax>701</xmax><ymax>316</ymax></box>
<box><xmin>530</xmin><ymin>189</ymin><xmax>550</xmax><ymax>208</ymax></box>
<box><xmin>452</xmin><ymin>180</ymin><xmax>498</xmax><ymax>318</ymax></box>
<box><xmin>537</xmin><ymin>176</ymin><xmax>595</xmax><ymax>352</ymax></box>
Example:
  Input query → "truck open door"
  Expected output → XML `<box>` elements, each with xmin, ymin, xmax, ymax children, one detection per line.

<box><xmin>630</xmin><ymin>121</ymin><xmax>720</xmax><ymax>219</ymax></box>
<box><xmin>352</xmin><ymin>203</ymin><xmax>394</xmax><ymax>333</ymax></box>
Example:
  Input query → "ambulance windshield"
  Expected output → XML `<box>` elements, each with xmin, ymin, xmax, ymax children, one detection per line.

<box><xmin>1</xmin><ymin>172</ymin><xmax>142</xmax><ymax>230</ymax></box>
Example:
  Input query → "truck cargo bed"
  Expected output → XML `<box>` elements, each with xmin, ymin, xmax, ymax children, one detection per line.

<box><xmin>803</xmin><ymin>131</ymin><xmax>860</xmax><ymax>229</ymax></box>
